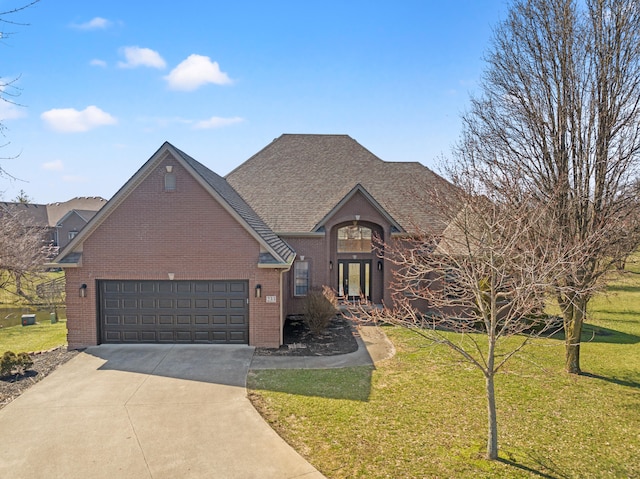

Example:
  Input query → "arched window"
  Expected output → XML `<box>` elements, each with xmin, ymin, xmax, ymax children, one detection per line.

<box><xmin>337</xmin><ymin>225</ymin><xmax>372</xmax><ymax>253</ymax></box>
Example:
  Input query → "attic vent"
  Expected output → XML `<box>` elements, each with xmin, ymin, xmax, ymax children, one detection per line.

<box><xmin>164</xmin><ymin>173</ymin><xmax>176</xmax><ymax>192</ymax></box>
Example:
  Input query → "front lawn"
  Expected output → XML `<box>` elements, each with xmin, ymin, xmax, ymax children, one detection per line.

<box><xmin>0</xmin><ymin>320</ymin><xmax>68</xmax><ymax>353</ymax></box>
<box><xmin>248</xmin><ymin>263</ymin><xmax>640</xmax><ymax>478</ymax></box>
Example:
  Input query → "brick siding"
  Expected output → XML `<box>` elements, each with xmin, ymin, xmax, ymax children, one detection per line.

<box><xmin>65</xmin><ymin>155</ymin><xmax>283</xmax><ymax>349</ymax></box>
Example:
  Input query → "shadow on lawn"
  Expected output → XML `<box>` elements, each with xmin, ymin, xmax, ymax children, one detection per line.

<box><xmin>247</xmin><ymin>366</ymin><xmax>374</xmax><ymax>401</ymax></box>
<box><xmin>497</xmin><ymin>458</ymin><xmax>564</xmax><ymax>479</ymax></box>
<box><xmin>579</xmin><ymin>372</ymin><xmax>640</xmax><ymax>389</ymax></box>
<box><xmin>543</xmin><ymin>324</ymin><xmax>640</xmax><ymax>345</ymax></box>
<box><xmin>605</xmin><ymin>284</ymin><xmax>640</xmax><ymax>293</ymax></box>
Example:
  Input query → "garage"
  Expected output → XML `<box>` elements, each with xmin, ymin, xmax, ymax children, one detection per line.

<box><xmin>98</xmin><ymin>280</ymin><xmax>249</xmax><ymax>344</ymax></box>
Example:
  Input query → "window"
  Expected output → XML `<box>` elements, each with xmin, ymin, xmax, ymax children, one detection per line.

<box><xmin>294</xmin><ymin>261</ymin><xmax>309</xmax><ymax>296</ymax></box>
<box><xmin>337</xmin><ymin>225</ymin><xmax>372</xmax><ymax>253</ymax></box>
<box><xmin>164</xmin><ymin>173</ymin><xmax>176</xmax><ymax>191</ymax></box>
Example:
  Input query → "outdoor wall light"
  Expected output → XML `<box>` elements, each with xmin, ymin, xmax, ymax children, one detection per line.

<box><xmin>255</xmin><ymin>284</ymin><xmax>262</xmax><ymax>298</ymax></box>
<box><xmin>79</xmin><ymin>284</ymin><xmax>87</xmax><ymax>298</ymax></box>
<box><xmin>378</xmin><ymin>260</ymin><xmax>383</xmax><ymax>271</ymax></box>
<box><xmin>329</xmin><ymin>260</ymin><xmax>333</xmax><ymax>271</ymax></box>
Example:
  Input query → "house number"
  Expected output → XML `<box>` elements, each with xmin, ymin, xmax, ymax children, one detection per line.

<box><xmin>266</xmin><ymin>296</ymin><xmax>277</xmax><ymax>303</ymax></box>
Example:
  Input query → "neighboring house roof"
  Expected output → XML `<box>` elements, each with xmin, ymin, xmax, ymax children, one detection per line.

<box><xmin>45</xmin><ymin>197</ymin><xmax>106</xmax><ymax>226</ymax></box>
<box><xmin>50</xmin><ymin>142</ymin><xmax>295</xmax><ymax>267</ymax></box>
<box><xmin>55</xmin><ymin>209</ymin><xmax>101</xmax><ymax>227</ymax></box>
<box><xmin>0</xmin><ymin>202</ymin><xmax>50</xmax><ymax>227</ymax></box>
<box><xmin>0</xmin><ymin>197</ymin><xmax>106</xmax><ymax>228</ymax></box>
<box><xmin>226</xmin><ymin>134</ymin><xmax>456</xmax><ymax>235</ymax></box>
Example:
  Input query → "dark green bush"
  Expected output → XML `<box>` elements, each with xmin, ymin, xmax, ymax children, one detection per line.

<box><xmin>303</xmin><ymin>286</ymin><xmax>338</xmax><ymax>335</ymax></box>
<box><xmin>0</xmin><ymin>351</ymin><xmax>34</xmax><ymax>377</ymax></box>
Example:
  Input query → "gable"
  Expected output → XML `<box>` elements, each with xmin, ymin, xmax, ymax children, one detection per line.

<box><xmin>50</xmin><ymin>142</ymin><xmax>295</xmax><ymax>268</ymax></box>
<box><xmin>83</xmin><ymin>158</ymin><xmax>263</xmax><ymax>269</ymax></box>
<box><xmin>313</xmin><ymin>184</ymin><xmax>403</xmax><ymax>233</ymax></box>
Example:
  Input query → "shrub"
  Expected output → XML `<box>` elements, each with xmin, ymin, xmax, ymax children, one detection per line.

<box><xmin>303</xmin><ymin>287</ymin><xmax>338</xmax><ymax>335</ymax></box>
<box><xmin>0</xmin><ymin>351</ymin><xmax>34</xmax><ymax>377</ymax></box>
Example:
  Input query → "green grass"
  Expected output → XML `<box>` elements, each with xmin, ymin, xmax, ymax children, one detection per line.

<box><xmin>0</xmin><ymin>270</ymin><xmax>67</xmax><ymax>352</ymax></box>
<box><xmin>248</xmin><ymin>260</ymin><xmax>640</xmax><ymax>478</ymax></box>
<box><xmin>0</xmin><ymin>320</ymin><xmax>68</xmax><ymax>353</ymax></box>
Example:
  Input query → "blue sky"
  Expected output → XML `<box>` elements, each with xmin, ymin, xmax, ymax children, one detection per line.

<box><xmin>1</xmin><ymin>0</ymin><xmax>507</xmax><ymax>203</ymax></box>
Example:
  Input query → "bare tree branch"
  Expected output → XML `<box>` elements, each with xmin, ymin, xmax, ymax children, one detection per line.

<box><xmin>345</xmin><ymin>180</ymin><xmax>572</xmax><ymax>460</ymax></box>
<box><xmin>457</xmin><ymin>0</ymin><xmax>640</xmax><ymax>374</ymax></box>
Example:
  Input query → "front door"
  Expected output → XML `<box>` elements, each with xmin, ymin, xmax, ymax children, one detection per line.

<box><xmin>338</xmin><ymin>260</ymin><xmax>371</xmax><ymax>300</ymax></box>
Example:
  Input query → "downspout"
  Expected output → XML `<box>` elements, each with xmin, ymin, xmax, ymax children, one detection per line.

<box><xmin>279</xmin><ymin>263</ymin><xmax>293</xmax><ymax>346</ymax></box>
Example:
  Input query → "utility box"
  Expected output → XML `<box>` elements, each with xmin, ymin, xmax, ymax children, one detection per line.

<box><xmin>21</xmin><ymin>314</ymin><xmax>36</xmax><ymax>326</ymax></box>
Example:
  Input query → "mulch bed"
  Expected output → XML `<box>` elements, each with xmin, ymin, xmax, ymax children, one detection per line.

<box><xmin>254</xmin><ymin>315</ymin><xmax>359</xmax><ymax>357</ymax></box>
<box><xmin>0</xmin><ymin>347</ymin><xmax>78</xmax><ymax>409</ymax></box>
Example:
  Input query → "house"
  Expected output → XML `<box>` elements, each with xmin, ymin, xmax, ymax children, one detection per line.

<box><xmin>50</xmin><ymin>135</ymin><xmax>456</xmax><ymax>349</ymax></box>
<box><xmin>0</xmin><ymin>197</ymin><xmax>107</xmax><ymax>252</ymax></box>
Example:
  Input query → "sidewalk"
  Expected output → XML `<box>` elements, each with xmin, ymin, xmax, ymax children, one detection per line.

<box><xmin>249</xmin><ymin>324</ymin><xmax>395</xmax><ymax>370</ymax></box>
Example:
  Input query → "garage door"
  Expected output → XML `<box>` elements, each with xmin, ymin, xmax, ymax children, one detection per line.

<box><xmin>98</xmin><ymin>280</ymin><xmax>249</xmax><ymax>344</ymax></box>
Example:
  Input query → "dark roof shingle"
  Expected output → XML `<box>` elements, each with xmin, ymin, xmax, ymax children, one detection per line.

<box><xmin>226</xmin><ymin>134</ymin><xmax>456</xmax><ymax>235</ymax></box>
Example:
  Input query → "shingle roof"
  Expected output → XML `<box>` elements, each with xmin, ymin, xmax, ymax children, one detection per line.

<box><xmin>0</xmin><ymin>202</ymin><xmax>50</xmax><ymax>227</ymax></box>
<box><xmin>0</xmin><ymin>197</ymin><xmax>106</xmax><ymax>227</ymax></box>
<box><xmin>226</xmin><ymin>134</ymin><xmax>456</xmax><ymax>235</ymax></box>
<box><xmin>45</xmin><ymin>197</ymin><xmax>106</xmax><ymax>225</ymax></box>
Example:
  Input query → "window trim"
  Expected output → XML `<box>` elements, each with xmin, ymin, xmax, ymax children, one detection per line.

<box><xmin>164</xmin><ymin>173</ymin><xmax>177</xmax><ymax>192</ymax></box>
<box><xmin>293</xmin><ymin>260</ymin><xmax>310</xmax><ymax>297</ymax></box>
<box><xmin>337</xmin><ymin>225</ymin><xmax>373</xmax><ymax>253</ymax></box>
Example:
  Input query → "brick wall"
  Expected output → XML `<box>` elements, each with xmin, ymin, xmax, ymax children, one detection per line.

<box><xmin>64</xmin><ymin>154</ymin><xmax>283</xmax><ymax>349</ymax></box>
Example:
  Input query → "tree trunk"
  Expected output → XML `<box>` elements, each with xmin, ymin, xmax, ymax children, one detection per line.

<box><xmin>562</xmin><ymin>295</ymin><xmax>586</xmax><ymax>374</ymax></box>
<box><xmin>485</xmin><ymin>372</ymin><xmax>498</xmax><ymax>460</ymax></box>
<box><xmin>14</xmin><ymin>272</ymin><xmax>23</xmax><ymax>297</ymax></box>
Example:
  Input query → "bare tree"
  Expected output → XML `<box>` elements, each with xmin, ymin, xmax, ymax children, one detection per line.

<box><xmin>347</xmin><ymin>181</ymin><xmax>571</xmax><ymax>460</ymax></box>
<box><xmin>0</xmin><ymin>210</ymin><xmax>54</xmax><ymax>299</ymax></box>
<box><xmin>0</xmin><ymin>0</ymin><xmax>40</xmax><ymax>176</ymax></box>
<box><xmin>458</xmin><ymin>0</ymin><xmax>640</xmax><ymax>374</ymax></box>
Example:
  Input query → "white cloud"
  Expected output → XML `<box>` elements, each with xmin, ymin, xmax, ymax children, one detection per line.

<box><xmin>193</xmin><ymin>116</ymin><xmax>244</xmax><ymax>129</ymax></box>
<box><xmin>72</xmin><ymin>17</ymin><xmax>112</xmax><ymax>30</ymax></box>
<box><xmin>90</xmin><ymin>59</ymin><xmax>107</xmax><ymax>68</ymax></box>
<box><xmin>118</xmin><ymin>46</ymin><xmax>166</xmax><ymax>69</ymax></box>
<box><xmin>41</xmin><ymin>105</ymin><xmax>117</xmax><ymax>133</ymax></box>
<box><xmin>0</xmin><ymin>100</ymin><xmax>26</xmax><ymax>120</ymax></box>
<box><xmin>165</xmin><ymin>54</ymin><xmax>232</xmax><ymax>91</ymax></box>
<box><xmin>0</xmin><ymin>80</ymin><xmax>26</xmax><ymax>120</ymax></box>
<box><xmin>42</xmin><ymin>160</ymin><xmax>64</xmax><ymax>171</ymax></box>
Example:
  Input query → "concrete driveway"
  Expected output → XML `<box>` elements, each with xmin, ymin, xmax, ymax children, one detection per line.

<box><xmin>0</xmin><ymin>344</ymin><xmax>325</xmax><ymax>479</ymax></box>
